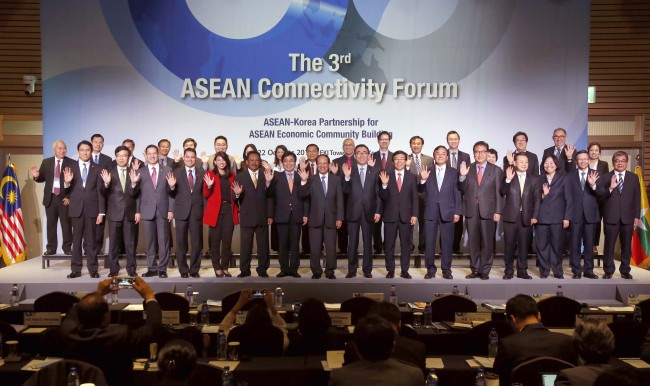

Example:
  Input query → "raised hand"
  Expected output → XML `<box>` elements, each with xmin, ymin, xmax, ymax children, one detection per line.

<box><xmin>203</xmin><ymin>173</ymin><xmax>214</xmax><ymax>188</ymax></box>
<box><xmin>342</xmin><ymin>163</ymin><xmax>352</xmax><ymax>178</ymax></box>
<box><xmin>29</xmin><ymin>166</ymin><xmax>39</xmax><ymax>178</ymax></box>
<box><xmin>129</xmin><ymin>168</ymin><xmax>140</xmax><ymax>185</ymax></box>
<box><xmin>419</xmin><ymin>165</ymin><xmax>430</xmax><ymax>180</ymax></box>
<box><xmin>565</xmin><ymin>144</ymin><xmax>576</xmax><ymax>159</ymax></box>
<box><xmin>231</xmin><ymin>181</ymin><xmax>243</xmax><ymax>195</ymax></box>
<box><xmin>505</xmin><ymin>166</ymin><xmax>515</xmax><ymax>180</ymax></box>
<box><xmin>100</xmin><ymin>169</ymin><xmax>111</xmax><ymax>185</ymax></box>
<box><xmin>367</xmin><ymin>156</ymin><xmax>376</xmax><ymax>168</ymax></box>
<box><xmin>298</xmin><ymin>157</ymin><xmax>307</xmax><ymax>171</ymax></box>
<box><xmin>261</xmin><ymin>160</ymin><xmax>271</xmax><ymax>170</ymax></box>
<box><xmin>379</xmin><ymin>170</ymin><xmax>389</xmax><ymax>185</ymax></box>
<box><xmin>63</xmin><ymin>167</ymin><xmax>74</xmax><ymax>184</ymax></box>
<box><xmin>405</xmin><ymin>156</ymin><xmax>413</xmax><ymax>168</ymax></box>
<box><xmin>297</xmin><ymin>167</ymin><xmax>309</xmax><ymax>182</ymax></box>
<box><xmin>233</xmin><ymin>155</ymin><xmax>242</xmax><ymax>168</ymax></box>
<box><xmin>329</xmin><ymin>163</ymin><xmax>339</xmax><ymax>175</ymax></box>
<box><xmin>506</xmin><ymin>149</ymin><xmax>514</xmax><ymax>165</ymax></box>
<box><xmin>166</xmin><ymin>171</ymin><xmax>176</xmax><ymax>188</ymax></box>
<box><xmin>131</xmin><ymin>158</ymin><xmax>141</xmax><ymax>170</ymax></box>
<box><xmin>542</xmin><ymin>182</ymin><xmax>550</xmax><ymax>197</ymax></box>
<box><xmin>458</xmin><ymin>161</ymin><xmax>469</xmax><ymax>177</ymax></box>
<box><xmin>173</xmin><ymin>149</ymin><xmax>181</xmax><ymax>162</ymax></box>
<box><xmin>264</xmin><ymin>165</ymin><xmax>274</xmax><ymax>181</ymax></box>
<box><xmin>587</xmin><ymin>170</ymin><xmax>599</xmax><ymax>187</ymax></box>
<box><xmin>200</xmin><ymin>151</ymin><xmax>208</xmax><ymax>164</ymax></box>
<box><xmin>609</xmin><ymin>174</ymin><xmax>619</xmax><ymax>190</ymax></box>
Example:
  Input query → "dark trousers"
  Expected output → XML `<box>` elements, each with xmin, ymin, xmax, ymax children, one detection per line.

<box><xmin>373</xmin><ymin>220</ymin><xmax>383</xmax><ymax>252</ymax></box>
<box><xmin>142</xmin><ymin>214</ymin><xmax>170</xmax><ymax>272</ymax></box>
<box><xmin>45</xmin><ymin>195</ymin><xmax>72</xmax><ymax>254</ymax></box>
<box><xmin>425</xmin><ymin>216</ymin><xmax>454</xmax><ymax>274</ymax></box>
<box><xmin>301</xmin><ymin>224</ymin><xmax>310</xmax><ymax>254</ymax></box>
<box><xmin>384</xmin><ymin>221</ymin><xmax>412</xmax><ymax>273</ymax></box>
<box><xmin>108</xmin><ymin>219</ymin><xmax>137</xmax><ymax>275</ymax></box>
<box><xmin>570</xmin><ymin>220</ymin><xmax>595</xmax><ymax>274</ymax></box>
<box><xmin>277</xmin><ymin>220</ymin><xmax>302</xmax><ymax>274</ymax></box>
<box><xmin>603</xmin><ymin>221</ymin><xmax>634</xmax><ymax>275</ymax></box>
<box><xmin>453</xmin><ymin>215</ymin><xmax>464</xmax><ymax>252</ymax></box>
<box><xmin>271</xmin><ymin>223</ymin><xmax>279</xmax><ymax>252</ymax></box>
<box><xmin>309</xmin><ymin>226</ymin><xmax>337</xmax><ymax>276</ymax></box>
<box><xmin>95</xmin><ymin>220</ymin><xmax>105</xmax><ymax>253</ymax></box>
<box><xmin>71</xmin><ymin>214</ymin><xmax>98</xmax><ymax>273</ymax></box>
<box><xmin>535</xmin><ymin>223</ymin><xmax>564</xmax><ymax>277</ymax></box>
<box><xmin>503</xmin><ymin>213</ymin><xmax>531</xmax><ymax>275</ymax></box>
<box><xmin>176</xmin><ymin>216</ymin><xmax>203</xmax><ymax>275</ymax></box>
<box><xmin>209</xmin><ymin>208</ymin><xmax>234</xmax><ymax>270</ymax></box>
<box><xmin>240</xmin><ymin>224</ymin><xmax>270</xmax><ymax>275</ymax></box>
<box><xmin>347</xmin><ymin>217</ymin><xmax>373</xmax><ymax>274</ymax></box>
<box><xmin>465</xmin><ymin>216</ymin><xmax>495</xmax><ymax>275</ymax></box>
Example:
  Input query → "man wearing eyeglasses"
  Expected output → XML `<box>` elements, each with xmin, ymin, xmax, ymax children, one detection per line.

<box><xmin>541</xmin><ymin>128</ymin><xmax>575</xmax><ymax>174</ymax></box>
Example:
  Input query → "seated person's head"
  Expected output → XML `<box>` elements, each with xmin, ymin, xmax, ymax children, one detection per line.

<box><xmin>298</xmin><ymin>298</ymin><xmax>331</xmax><ymax>335</ymax></box>
<box><xmin>77</xmin><ymin>292</ymin><xmax>110</xmax><ymax>329</ymax></box>
<box><xmin>573</xmin><ymin>318</ymin><xmax>614</xmax><ymax>364</ymax></box>
<box><xmin>158</xmin><ymin>340</ymin><xmax>197</xmax><ymax>384</ymax></box>
<box><xmin>368</xmin><ymin>301</ymin><xmax>401</xmax><ymax>332</ymax></box>
<box><xmin>353</xmin><ymin>315</ymin><xmax>395</xmax><ymax>362</ymax></box>
<box><xmin>244</xmin><ymin>303</ymin><xmax>273</xmax><ymax>327</ymax></box>
<box><xmin>505</xmin><ymin>294</ymin><xmax>539</xmax><ymax>329</ymax></box>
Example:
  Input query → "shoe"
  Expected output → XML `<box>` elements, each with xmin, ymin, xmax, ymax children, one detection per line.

<box><xmin>158</xmin><ymin>272</ymin><xmax>168</xmax><ymax>278</ymax></box>
<box><xmin>325</xmin><ymin>274</ymin><xmax>336</xmax><ymax>279</ymax></box>
<box><xmin>424</xmin><ymin>273</ymin><xmax>434</xmax><ymax>279</ymax></box>
<box><xmin>621</xmin><ymin>273</ymin><xmax>633</xmax><ymax>279</ymax></box>
<box><xmin>108</xmin><ymin>272</ymin><xmax>119</xmax><ymax>278</ymax></box>
<box><xmin>503</xmin><ymin>274</ymin><xmax>513</xmax><ymax>280</ymax></box>
<box><xmin>480</xmin><ymin>275</ymin><xmax>489</xmax><ymax>280</ymax></box>
<box><xmin>386</xmin><ymin>272</ymin><xmax>395</xmax><ymax>278</ymax></box>
<box><xmin>214</xmin><ymin>270</ymin><xmax>224</xmax><ymax>278</ymax></box>
<box><xmin>453</xmin><ymin>249</ymin><xmax>461</xmax><ymax>255</ymax></box>
<box><xmin>602</xmin><ymin>274</ymin><xmax>613</xmax><ymax>279</ymax></box>
<box><xmin>290</xmin><ymin>272</ymin><xmax>301</xmax><ymax>278</ymax></box>
<box><xmin>276</xmin><ymin>272</ymin><xmax>288</xmax><ymax>278</ymax></box>
<box><xmin>442</xmin><ymin>273</ymin><xmax>453</xmax><ymax>280</ymax></box>
<box><xmin>142</xmin><ymin>271</ymin><xmax>157</xmax><ymax>277</ymax></box>
<box><xmin>517</xmin><ymin>273</ymin><xmax>532</xmax><ymax>280</ymax></box>
<box><xmin>554</xmin><ymin>275</ymin><xmax>564</xmax><ymax>279</ymax></box>
<box><xmin>63</xmin><ymin>250</ymin><xmax>72</xmax><ymax>256</ymax></box>
<box><xmin>97</xmin><ymin>250</ymin><xmax>106</xmax><ymax>256</ymax></box>
<box><xmin>345</xmin><ymin>273</ymin><xmax>356</xmax><ymax>278</ymax></box>
<box><xmin>584</xmin><ymin>272</ymin><xmax>598</xmax><ymax>279</ymax></box>
<box><xmin>311</xmin><ymin>274</ymin><xmax>321</xmax><ymax>279</ymax></box>
<box><xmin>223</xmin><ymin>271</ymin><xmax>232</xmax><ymax>278</ymax></box>
<box><xmin>258</xmin><ymin>272</ymin><xmax>269</xmax><ymax>278</ymax></box>
<box><xmin>190</xmin><ymin>273</ymin><xmax>200</xmax><ymax>278</ymax></box>
<box><xmin>572</xmin><ymin>273</ymin><xmax>581</xmax><ymax>279</ymax></box>
<box><xmin>400</xmin><ymin>272</ymin><xmax>412</xmax><ymax>279</ymax></box>
<box><xmin>540</xmin><ymin>275</ymin><xmax>548</xmax><ymax>279</ymax></box>
<box><xmin>127</xmin><ymin>271</ymin><xmax>137</xmax><ymax>277</ymax></box>
<box><xmin>237</xmin><ymin>272</ymin><xmax>251</xmax><ymax>278</ymax></box>
<box><xmin>466</xmin><ymin>272</ymin><xmax>480</xmax><ymax>279</ymax></box>
<box><xmin>90</xmin><ymin>272</ymin><xmax>100</xmax><ymax>278</ymax></box>
<box><xmin>181</xmin><ymin>273</ymin><xmax>189</xmax><ymax>278</ymax></box>
<box><xmin>363</xmin><ymin>273</ymin><xmax>373</xmax><ymax>279</ymax></box>
<box><xmin>67</xmin><ymin>271</ymin><xmax>81</xmax><ymax>279</ymax></box>
<box><xmin>373</xmin><ymin>248</ymin><xmax>382</xmax><ymax>254</ymax></box>
<box><xmin>43</xmin><ymin>250</ymin><xmax>56</xmax><ymax>256</ymax></box>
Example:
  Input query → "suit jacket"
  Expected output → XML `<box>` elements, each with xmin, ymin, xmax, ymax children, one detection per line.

<box><xmin>331</xmin><ymin>358</ymin><xmax>423</xmax><ymax>386</ymax></box>
<box><xmin>157</xmin><ymin>156</ymin><xmax>175</xmax><ymax>168</ymax></box>
<box><xmin>493</xmin><ymin>323</ymin><xmax>578</xmax><ymax>386</ymax></box>
<box><xmin>105</xmin><ymin>165</ymin><xmax>139</xmax><ymax>222</ymax></box>
<box><xmin>554</xmin><ymin>364</ymin><xmax>611</xmax><ymax>386</ymax></box>
<box><xmin>592</xmin><ymin>160</ymin><xmax>609</xmax><ymax>176</ymax></box>
<box><xmin>298</xmin><ymin>173</ymin><xmax>344</xmax><ymax>228</ymax></box>
<box><xmin>372</xmin><ymin>150</ymin><xmax>394</xmax><ymax>173</ymax></box>
<box><xmin>446</xmin><ymin>149</ymin><xmax>471</xmax><ymax>169</ymax></box>
<box><xmin>418</xmin><ymin>165</ymin><xmax>462</xmax><ymax>222</ymax></box>
<box><xmin>65</xmin><ymin>161</ymin><xmax>105</xmax><ymax>218</ymax></box>
<box><xmin>343</xmin><ymin>335</ymin><xmax>426</xmax><ymax>376</ymax></box>
<box><xmin>333</xmin><ymin>154</ymin><xmax>356</xmax><ymax>177</ymax></box>
<box><xmin>566</xmin><ymin>169</ymin><xmax>600</xmax><ymax>224</ymax></box>
<box><xmin>115</xmin><ymin>156</ymin><xmax>144</xmax><ymax>170</ymax></box>
<box><xmin>233</xmin><ymin>169</ymin><xmax>272</xmax><ymax>227</ymax></box>
<box><xmin>207</xmin><ymin>153</ymin><xmax>237</xmax><ymax>173</ymax></box>
<box><xmin>268</xmin><ymin>170</ymin><xmax>308</xmax><ymax>224</ymax></box>
<box><xmin>59</xmin><ymin>301</ymin><xmax>162</xmax><ymax>386</ymax></box>
<box><xmin>502</xmin><ymin>150</ymin><xmax>540</xmax><ymax>176</ymax></box>
<box><xmin>92</xmin><ymin>153</ymin><xmax>113</xmax><ymax>171</ymax></box>
<box><xmin>135</xmin><ymin>164</ymin><xmax>174</xmax><ymax>220</ymax></box>
<box><xmin>542</xmin><ymin>145</ymin><xmax>574</xmax><ymax>174</ymax></box>
<box><xmin>173</xmin><ymin>157</ymin><xmax>204</xmax><ymax>171</ymax></box>
<box><xmin>202</xmin><ymin>170</ymin><xmax>239</xmax><ymax>227</ymax></box>
<box><xmin>379</xmin><ymin>170</ymin><xmax>418</xmax><ymax>223</ymax></box>
<box><xmin>407</xmin><ymin>153</ymin><xmax>434</xmax><ymax>177</ymax></box>
<box><xmin>171</xmin><ymin>166</ymin><xmax>205</xmax><ymax>221</ymax></box>
<box><xmin>34</xmin><ymin>156</ymin><xmax>75</xmax><ymax>206</ymax></box>
<box><xmin>599</xmin><ymin>170</ymin><xmax>640</xmax><ymax>225</ymax></box>
<box><xmin>458</xmin><ymin>162</ymin><xmax>504</xmax><ymax>219</ymax></box>
<box><xmin>535</xmin><ymin>173</ymin><xmax>573</xmax><ymax>224</ymax></box>
<box><xmin>500</xmin><ymin>172</ymin><xmax>540</xmax><ymax>226</ymax></box>
<box><xmin>342</xmin><ymin>165</ymin><xmax>382</xmax><ymax>222</ymax></box>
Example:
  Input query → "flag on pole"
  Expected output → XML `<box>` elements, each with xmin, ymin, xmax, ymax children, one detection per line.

<box><xmin>632</xmin><ymin>165</ymin><xmax>650</xmax><ymax>269</ymax></box>
<box><xmin>0</xmin><ymin>163</ymin><xmax>26</xmax><ymax>266</ymax></box>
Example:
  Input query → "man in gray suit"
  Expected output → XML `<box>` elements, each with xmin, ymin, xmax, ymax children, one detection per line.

<box><xmin>407</xmin><ymin>135</ymin><xmax>434</xmax><ymax>254</ymax></box>
<box><xmin>134</xmin><ymin>144</ymin><xmax>174</xmax><ymax>278</ymax></box>
<box><xmin>458</xmin><ymin>141</ymin><xmax>504</xmax><ymax>280</ymax></box>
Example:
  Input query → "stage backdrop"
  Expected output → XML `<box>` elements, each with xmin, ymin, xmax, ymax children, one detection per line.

<box><xmin>41</xmin><ymin>0</ymin><xmax>589</xmax><ymax>162</ymax></box>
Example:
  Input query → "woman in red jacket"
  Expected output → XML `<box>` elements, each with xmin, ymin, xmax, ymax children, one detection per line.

<box><xmin>204</xmin><ymin>151</ymin><xmax>239</xmax><ymax>277</ymax></box>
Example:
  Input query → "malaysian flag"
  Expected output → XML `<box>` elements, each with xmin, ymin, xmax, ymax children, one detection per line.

<box><xmin>0</xmin><ymin>163</ymin><xmax>26</xmax><ymax>265</ymax></box>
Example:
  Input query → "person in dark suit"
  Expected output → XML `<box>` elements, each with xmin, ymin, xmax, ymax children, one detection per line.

<box><xmin>63</xmin><ymin>140</ymin><xmax>106</xmax><ymax>278</ymax></box>
<box><xmin>371</xmin><ymin>131</ymin><xmax>393</xmax><ymax>254</ymax></box>
<box><xmin>232</xmin><ymin>151</ymin><xmax>272</xmax><ymax>278</ymax></box>
<box><xmin>301</xmin><ymin>143</ymin><xmax>320</xmax><ymax>255</ymax></box>
<box><xmin>333</xmin><ymin>138</ymin><xmax>356</xmax><ymax>254</ymax></box>
<box><xmin>156</xmin><ymin>138</ymin><xmax>175</xmax><ymax>168</ymax></box>
<box><xmin>446</xmin><ymin>130</ymin><xmax>471</xmax><ymax>254</ymax></box>
<box><xmin>267</xmin><ymin>151</ymin><xmax>307</xmax><ymax>278</ymax></box>
<box><xmin>407</xmin><ymin>136</ymin><xmax>434</xmax><ymax>254</ymax></box>
<box><xmin>59</xmin><ymin>277</ymin><xmax>162</xmax><ymax>386</ymax></box>
<box><xmin>343</xmin><ymin>302</ymin><xmax>426</xmax><ymax>377</ymax></box>
<box><xmin>100</xmin><ymin>146</ymin><xmax>139</xmax><ymax>277</ymax></box>
<box><xmin>501</xmin><ymin>153</ymin><xmax>539</xmax><ymax>280</ymax></box>
<box><xmin>170</xmin><ymin>148</ymin><xmax>204</xmax><ymax>278</ymax></box>
<box><xmin>502</xmin><ymin>131</ymin><xmax>540</xmax><ymax>176</ymax></box>
<box><xmin>120</xmin><ymin>139</ymin><xmax>144</xmax><ymax>170</ymax></box>
<box><xmin>298</xmin><ymin>154</ymin><xmax>344</xmax><ymax>279</ymax></box>
<box><xmin>135</xmin><ymin>144</ymin><xmax>174</xmax><ymax>278</ymax></box>
<box><xmin>533</xmin><ymin>155</ymin><xmax>573</xmax><ymax>278</ymax></box>
<box><xmin>418</xmin><ymin>146</ymin><xmax>462</xmax><ymax>279</ymax></box>
<box><xmin>493</xmin><ymin>294</ymin><xmax>578</xmax><ymax>386</ymax></box>
<box><xmin>458</xmin><ymin>141</ymin><xmax>504</xmax><ymax>279</ymax></box>
<box><xmin>90</xmin><ymin>134</ymin><xmax>113</xmax><ymax>257</ymax></box>
<box><xmin>541</xmin><ymin>128</ymin><xmax>576</xmax><ymax>174</ymax></box>
<box><xmin>172</xmin><ymin>138</ymin><xmax>206</xmax><ymax>171</ymax></box>
<box><xmin>341</xmin><ymin>144</ymin><xmax>381</xmax><ymax>278</ymax></box>
<box><xmin>567</xmin><ymin>150</ymin><xmax>602</xmax><ymax>279</ymax></box>
<box><xmin>30</xmin><ymin>140</ymin><xmax>74</xmax><ymax>255</ymax></box>
<box><xmin>598</xmin><ymin>151</ymin><xmax>640</xmax><ymax>279</ymax></box>
<box><xmin>378</xmin><ymin>151</ymin><xmax>418</xmax><ymax>278</ymax></box>
<box><xmin>588</xmin><ymin>142</ymin><xmax>609</xmax><ymax>254</ymax></box>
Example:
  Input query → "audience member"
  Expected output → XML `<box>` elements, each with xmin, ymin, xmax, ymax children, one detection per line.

<box><xmin>287</xmin><ymin>298</ymin><xmax>344</xmax><ymax>355</ymax></box>
<box><xmin>158</xmin><ymin>339</ymin><xmax>198</xmax><ymax>386</ymax></box>
<box><xmin>592</xmin><ymin>366</ymin><xmax>643</xmax><ymax>386</ymax></box>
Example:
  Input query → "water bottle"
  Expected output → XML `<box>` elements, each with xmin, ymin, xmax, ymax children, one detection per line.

<box><xmin>216</xmin><ymin>329</ymin><xmax>228</xmax><ymax>360</ymax></box>
<box><xmin>475</xmin><ymin>368</ymin><xmax>486</xmax><ymax>386</ymax></box>
<box><xmin>186</xmin><ymin>284</ymin><xmax>195</xmax><ymax>307</ymax></box>
<box><xmin>634</xmin><ymin>305</ymin><xmax>643</xmax><ymax>323</ymax></box>
<box><xmin>556</xmin><ymin>285</ymin><xmax>563</xmax><ymax>297</ymax></box>
<box><xmin>201</xmin><ymin>300</ymin><xmax>210</xmax><ymax>326</ymax></box>
<box><xmin>423</xmin><ymin>304</ymin><xmax>432</xmax><ymax>327</ymax></box>
<box><xmin>426</xmin><ymin>368</ymin><xmax>438</xmax><ymax>386</ymax></box>
<box><xmin>452</xmin><ymin>285</ymin><xmax>459</xmax><ymax>295</ymax></box>
<box><xmin>488</xmin><ymin>328</ymin><xmax>498</xmax><ymax>358</ymax></box>
<box><xmin>222</xmin><ymin>365</ymin><xmax>234</xmax><ymax>386</ymax></box>
<box><xmin>10</xmin><ymin>284</ymin><xmax>19</xmax><ymax>306</ymax></box>
<box><xmin>67</xmin><ymin>367</ymin><xmax>80</xmax><ymax>386</ymax></box>
<box><xmin>294</xmin><ymin>302</ymin><xmax>301</xmax><ymax>323</ymax></box>
<box><xmin>389</xmin><ymin>285</ymin><xmax>397</xmax><ymax>305</ymax></box>
<box><xmin>274</xmin><ymin>287</ymin><xmax>283</xmax><ymax>308</ymax></box>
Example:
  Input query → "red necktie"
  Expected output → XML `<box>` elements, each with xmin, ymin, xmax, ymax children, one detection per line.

<box><xmin>188</xmin><ymin>169</ymin><xmax>194</xmax><ymax>192</ymax></box>
<box><xmin>151</xmin><ymin>167</ymin><xmax>157</xmax><ymax>189</ymax></box>
<box><xmin>381</xmin><ymin>153</ymin><xmax>387</xmax><ymax>170</ymax></box>
<box><xmin>311</xmin><ymin>163</ymin><xmax>315</xmax><ymax>175</ymax></box>
<box><xmin>477</xmin><ymin>165</ymin><xmax>483</xmax><ymax>186</ymax></box>
<box><xmin>397</xmin><ymin>172</ymin><xmax>402</xmax><ymax>192</ymax></box>
<box><xmin>53</xmin><ymin>160</ymin><xmax>61</xmax><ymax>196</ymax></box>
<box><xmin>347</xmin><ymin>156</ymin><xmax>351</xmax><ymax>169</ymax></box>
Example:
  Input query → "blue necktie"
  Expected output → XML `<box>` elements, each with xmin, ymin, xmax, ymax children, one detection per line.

<box><xmin>321</xmin><ymin>176</ymin><xmax>327</xmax><ymax>195</ymax></box>
<box><xmin>82</xmin><ymin>163</ymin><xmax>88</xmax><ymax>187</ymax></box>
<box><xmin>618</xmin><ymin>173</ymin><xmax>624</xmax><ymax>193</ymax></box>
<box><xmin>94</xmin><ymin>154</ymin><xmax>98</xmax><ymax>164</ymax></box>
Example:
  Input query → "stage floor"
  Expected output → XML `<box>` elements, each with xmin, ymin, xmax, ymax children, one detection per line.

<box><xmin>1</xmin><ymin>255</ymin><xmax>649</xmax><ymax>306</ymax></box>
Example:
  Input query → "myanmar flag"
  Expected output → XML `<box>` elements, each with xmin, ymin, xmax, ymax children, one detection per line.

<box><xmin>632</xmin><ymin>165</ymin><xmax>650</xmax><ymax>269</ymax></box>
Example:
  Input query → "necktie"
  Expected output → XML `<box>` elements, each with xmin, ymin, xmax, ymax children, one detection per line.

<box><xmin>618</xmin><ymin>172</ymin><xmax>624</xmax><ymax>193</ymax></box>
<box><xmin>321</xmin><ymin>176</ymin><xmax>327</xmax><ymax>195</ymax></box>
<box><xmin>119</xmin><ymin>168</ymin><xmax>126</xmax><ymax>192</ymax></box>
<box><xmin>94</xmin><ymin>154</ymin><xmax>99</xmax><ymax>164</ymax></box>
<box><xmin>415</xmin><ymin>155</ymin><xmax>421</xmax><ymax>174</ymax></box>
<box><xmin>82</xmin><ymin>163</ymin><xmax>88</xmax><ymax>187</ymax></box>
<box><xmin>519</xmin><ymin>173</ymin><xmax>525</xmax><ymax>197</ymax></box>
<box><xmin>477</xmin><ymin>165</ymin><xmax>483</xmax><ymax>185</ymax></box>
<box><xmin>555</xmin><ymin>148</ymin><xmax>561</xmax><ymax>158</ymax></box>
<box><xmin>54</xmin><ymin>160</ymin><xmax>61</xmax><ymax>195</ymax></box>
<box><xmin>360</xmin><ymin>167</ymin><xmax>365</xmax><ymax>188</ymax></box>
<box><xmin>437</xmin><ymin>167</ymin><xmax>443</xmax><ymax>191</ymax></box>
<box><xmin>381</xmin><ymin>153</ymin><xmax>387</xmax><ymax>170</ymax></box>
<box><xmin>452</xmin><ymin>152</ymin><xmax>457</xmax><ymax>168</ymax></box>
<box><xmin>397</xmin><ymin>172</ymin><xmax>402</xmax><ymax>192</ymax></box>
<box><xmin>252</xmin><ymin>171</ymin><xmax>258</xmax><ymax>188</ymax></box>
<box><xmin>311</xmin><ymin>163</ymin><xmax>315</xmax><ymax>175</ymax></box>
<box><xmin>188</xmin><ymin>169</ymin><xmax>194</xmax><ymax>192</ymax></box>
<box><xmin>288</xmin><ymin>172</ymin><xmax>293</xmax><ymax>193</ymax></box>
<box><xmin>347</xmin><ymin>156</ymin><xmax>351</xmax><ymax>169</ymax></box>
<box><xmin>159</xmin><ymin>158</ymin><xmax>164</xmax><ymax>166</ymax></box>
<box><xmin>580</xmin><ymin>172</ymin><xmax>585</xmax><ymax>191</ymax></box>
<box><xmin>151</xmin><ymin>166</ymin><xmax>157</xmax><ymax>189</ymax></box>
